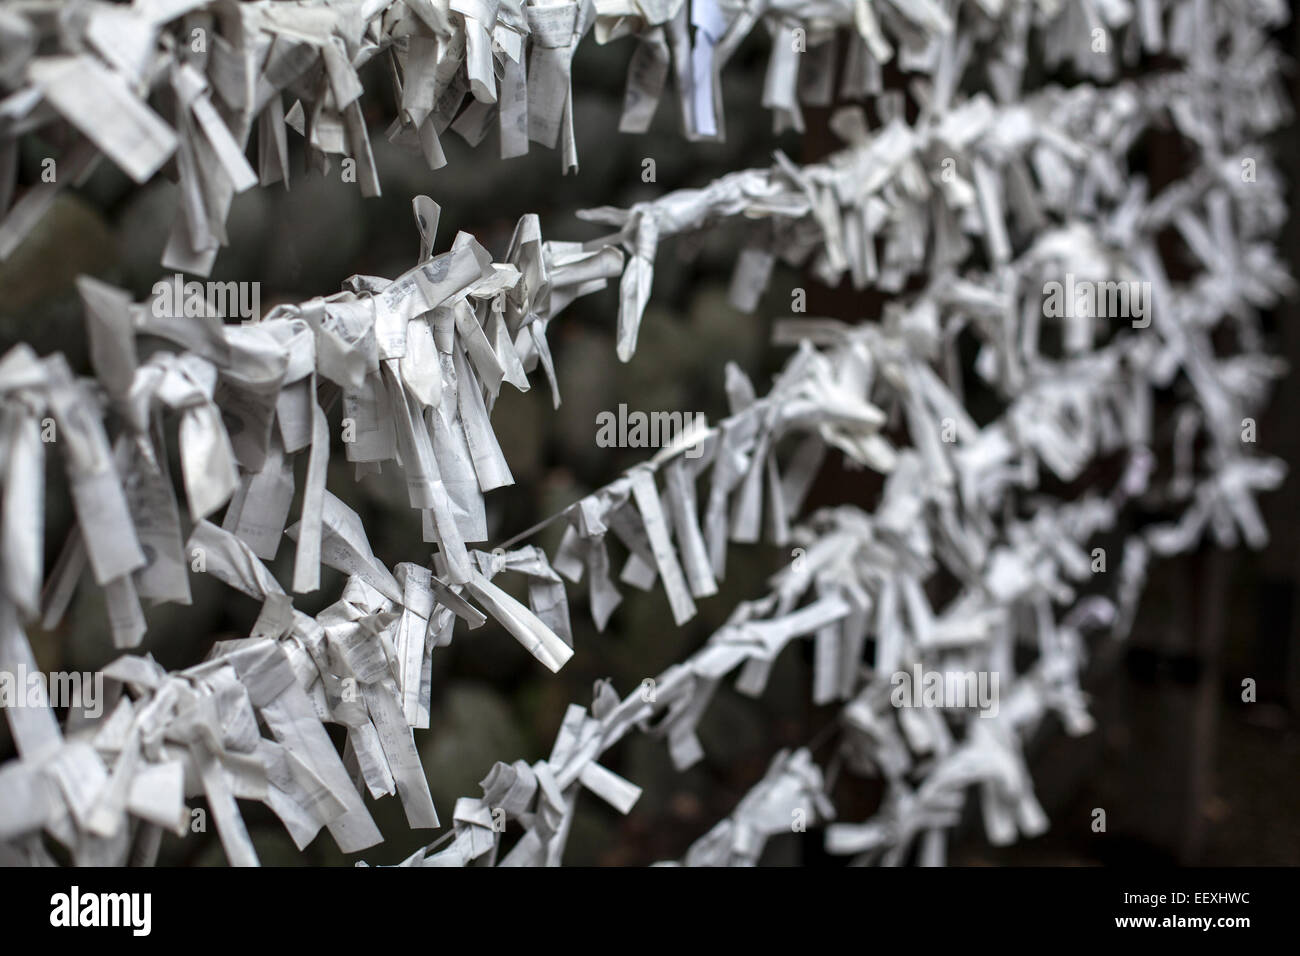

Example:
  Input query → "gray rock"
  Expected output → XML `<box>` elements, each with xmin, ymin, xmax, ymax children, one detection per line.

<box><xmin>114</xmin><ymin>181</ymin><xmax>178</xmax><ymax>294</ymax></box>
<box><xmin>262</xmin><ymin>172</ymin><xmax>367</xmax><ymax>295</ymax></box>
<box><xmin>490</xmin><ymin>385</ymin><xmax>544</xmax><ymax>484</ymax></box>
<box><xmin>0</xmin><ymin>194</ymin><xmax>118</xmax><ymax>363</ymax></box>
<box><xmin>554</xmin><ymin>328</ymin><xmax>619</xmax><ymax>474</ymax></box>
<box><xmin>419</xmin><ymin>682</ymin><xmax>532</xmax><ymax>818</ymax></box>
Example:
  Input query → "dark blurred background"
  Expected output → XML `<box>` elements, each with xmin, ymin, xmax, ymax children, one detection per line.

<box><xmin>0</xmin><ymin>24</ymin><xmax>1296</xmax><ymax>866</ymax></box>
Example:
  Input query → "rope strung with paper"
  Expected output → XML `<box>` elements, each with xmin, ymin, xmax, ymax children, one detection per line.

<box><xmin>378</xmin><ymin>220</ymin><xmax>1282</xmax><ymax>866</ymax></box>
<box><xmin>584</xmin><ymin>66</ymin><xmax>1290</xmax><ymax>361</ymax></box>
<box><xmin>0</xmin><ymin>263</ymin><xmax>900</xmax><ymax>863</ymax></box>
<box><xmin>385</xmin><ymin>468</ymin><xmax>1146</xmax><ymax>868</ymax></box>
<box><xmin>2</xmin><ymin>0</ymin><xmax>1283</xmax><ymax>274</ymax></box>
<box><xmin>0</xmin><ymin>190</ymin><xmax>877</xmax><ymax>861</ymax></box>
<box><xmin>0</xmin><ymin>0</ymin><xmax>1291</xmax><ymax>866</ymax></box>
<box><xmin>0</xmin><ymin>190</ymin><xmax>1282</xmax><ymax>861</ymax></box>
<box><xmin>0</xmin><ymin>346</ymin><xmax>1140</xmax><ymax>868</ymax></box>
<box><xmin>1</xmin><ymin>199</ymin><xmax>624</xmax><ymax>647</ymax></box>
